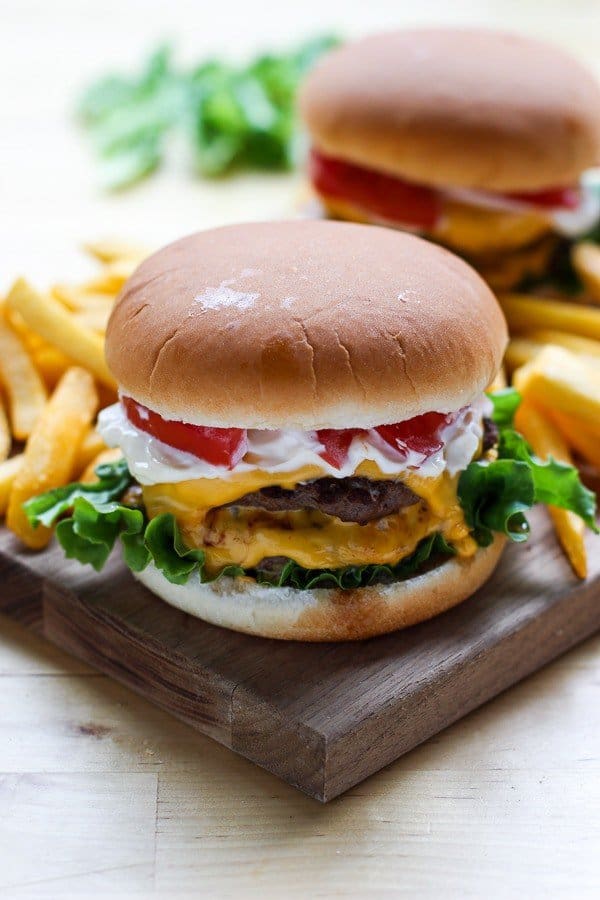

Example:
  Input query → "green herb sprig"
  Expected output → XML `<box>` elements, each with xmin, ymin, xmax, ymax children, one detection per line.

<box><xmin>77</xmin><ymin>37</ymin><xmax>338</xmax><ymax>190</ymax></box>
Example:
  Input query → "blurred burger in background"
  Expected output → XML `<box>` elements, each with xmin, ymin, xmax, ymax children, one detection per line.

<box><xmin>300</xmin><ymin>29</ymin><xmax>600</xmax><ymax>290</ymax></box>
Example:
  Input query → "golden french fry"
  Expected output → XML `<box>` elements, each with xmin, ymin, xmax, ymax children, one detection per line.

<box><xmin>549</xmin><ymin>509</ymin><xmax>587</xmax><ymax>578</ymax></box>
<box><xmin>514</xmin><ymin>401</ymin><xmax>587</xmax><ymax>578</ymax></box>
<box><xmin>80</xmin><ymin>447</ymin><xmax>122</xmax><ymax>483</ymax></box>
<box><xmin>30</xmin><ymin>345</ymin><xmax>73</xmax><ymax>390</ymax></box>
<box><xmin>83</xmin><ymin>239</ymin><xmax>147</xmax><ymax>265</ymax></box>
<box><xmin>81</xmin><ymin>260</ymin><xmax>138</xmax><ymax>295</ymax></box>
<box><xmin>52</xmin><ymin>284</ymin><xmax>115</xmax><ymax>312</ymax></box>
<box><xmin>0</xmin><ymin>398</ymin><xmax>10</xmax><ymax>462</ymax></box>
<box><xmin>0</xmin><ymin>455</ymin><xmax>23</xmax><ymax>516</ymax></box>
<box><xmin>6</xmin><ymin>310</ymin><xmax>47</xmax><ymax>352</ymax></box>
<box><xmin>73</xmin><ymin>305</ymin><xmax>112</xmax><ymax>335</ymax></box>
<box><xmin>499</xmin><ymin>293</ymin><xmax>600</xmax><ymax>340</ymax></box>
<box><xmin>527</xmin><ymin>329</ymin><xmax>600</xmax><ymax>358</ymax></box>
<box><xmin>504</xmin><ymin>337</ymin><xmax>544</xmax><ymax>372</ymax></box>
<box><xmin>76</xmin><ymin>429</ymin><xmax>108</xmax><ymax>474</ymax></box>
<box><xmin>6</xmin><ymin>367</ymin><xmax>98</xmax><ymax>549</ymax></box>
<box><xmin>6</xmin><ymin>279</ymin><xmax>116</xmax><ymax>389</ymax></box>
<box><xmin>0</xmin><ymin>313</ymin><xmax>48</xmax><ymax>439</ymax></box>
<box><xmin>514</xmin><ymin>401</ymin><xmax>571</xmax><ymax>460</ymax></box>
<box><xmin>571</xmin><ymin>242</ymin><xmax>600</xmax><ymax>305</ymax></box>
<box><xmin>513</xmin><ymin>346</ymin><xmax>600</xmax><ymax>424</ymax></box>
<box><xmin>549</xmin><ymin>410</ymin><xmax>600</xmax><ymax>469</ymax></box>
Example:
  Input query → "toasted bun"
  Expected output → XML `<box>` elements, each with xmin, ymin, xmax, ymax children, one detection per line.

<box><xmin>106</xmin><ymin>221</ymin><xmax>507</xmax><ymax>429</ymax></box>
<box><xmin>133</xmin><ymin>536</ymin><xmax>505</xmax><ymax>641</ymax></box>
<box><xmin>301</xmin><ymin>29</ymin><xmax>600</xmax><ymax>192</ymax></box>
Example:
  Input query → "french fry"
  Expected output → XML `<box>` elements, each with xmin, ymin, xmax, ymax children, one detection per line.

<box><xmin>30</xmin><ymin>345</ymin><xmax>73</xmax><ymax>390</ymax></box>
<box><xmin>549</xmin><ymin>410</ymin><xmax>600</xmax><ymax>469</ymax></box>
<box><xmin>52</xmin><ymin>284</ymin><xmax>115</xmax><ymax>312</ymax></box>
<box><xmin>505</xmin><ymin>334</ymin><xmax>600</xmax><ymax>373</ymax></box>
<box><xmin>0</xmin><ymin>455</ymin><xmax>23</xmax><ymax>516</ymax></box>
<box><xmin>571</xmin><ymin>241</ymin><xmax>600</xmax><ymax>305</ymax></box>
<box><xmin>81</xmin><ymin>260</ymin><xmax>138</xmax><ymax>295</ymax></box>
<box><xmin>83</xmin><ymin>239</ymin><xmax>147</xmax><ymax>265</ymax></box>
<box><xmin>80</xmin><ymin>447</ymin><xmax>122</xmax><ymax>483</ymax></box>
<box><xmin>6</xmin><ymin>367</ymin><xmax>98</xmax><ymax>549</ymax></box>
<box><xmin>504</xmin><ymin>337</ymin><xmax>543</xmax><ymax>372</ymax></box>
<box><xmin>76</xmin><ymin>428</ymin><xmax>108</xmax><ymax>474</ymax></box>
<box><xmin>514</xmin><ymin>401</ymin><xmax>587</xmax><ymax>578</ymax></box>
<box><xmin>5</xmin><ymin>279</ymin><xmax>116</xmax><ymax>389</ymax></box>
<box><xmin>527</xmin><ymin>329</ymin><xmax>600</xmax><ymax>358</ymax></box>
<box><xmin>1</xmin><ymin>430</ymin><xmax>111</xmax><ymax>493</ymax></box>
<box><xmin>73</xmin><ymin>305</ymin><xmax>112</xmax><ymax>335</ymax></box>
<box><xmin>498</xmin><ymin>293</ymin><xmax>600</xmax><ymax>340</ymax></box>
<box><xmin>52</xmin><ymin>287</ymin><xmax>113</xmax><ymax>332</ymax></box>
<box><xmin>513</xmin><ymin>345</ymin><xmax>600</xmax><ymax>424</ymax></box>
<box><xmin>6</xmin><ymin>310</ymin><xmax>47</xmax><ymax>353</ymax></box>
<box><xmin>548</xmin><ymin>509</ymin><xmax>587</xmax><ymax>578</ymax></box>
<box><xmin>0</xmin><ymin>313</ymin><xmax>48</xmax><ymax>439</ymax></box>
<box><xmin>0</xmin><ymin>432</ymin><xmax>108</xmax><ymax>516</ymax></box>
<box><xmin>0</xmin><ymin>398</ymin><xmax>10</xmax><ymax>462</ymax></box>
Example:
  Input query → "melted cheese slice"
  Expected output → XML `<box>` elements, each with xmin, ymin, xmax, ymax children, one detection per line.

<box><xmin>142</xmin><ymin>464</ymin><xmax>477</xmax><ymax>576</ymax></box>
<box><xmin>435</xmin><ymin>199</ymin><xmax>550</xmax><ymax>256</ymax></box>
<box><xmin>320</xmin><ymin>193</ymin><xmax>551</xmax><ymax>257</ymax></box>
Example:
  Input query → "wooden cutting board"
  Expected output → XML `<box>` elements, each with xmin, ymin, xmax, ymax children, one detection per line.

<box><xmin>0</xmin><ymin>508</ymin><xmax>598</xmax><ymax>802</ymax></box>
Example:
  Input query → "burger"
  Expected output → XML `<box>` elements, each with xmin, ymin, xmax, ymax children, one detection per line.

<box><xmin>300</xmin><ymin>29</ymin><xmax>600</xmax><ymax>289</ymax></box>
<box><xmin>25</xmin><ymin>221</ymin><xmax>597</xmax><ymax>640</ymax></box>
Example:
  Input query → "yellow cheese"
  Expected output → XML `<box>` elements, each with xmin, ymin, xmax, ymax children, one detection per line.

<box><xmin>474</xmin><ymin>235</ymin><xmax>558</xmax><ymax>291</ymax></box>
<box><xmin>434</xmin><ymin>199</ymin><xmax>550</xmax><ymax>256</ymax></box>
<box><xmin>142</xmin><ymin>465</ymin><xmax>477</xmax><ymax>575</ymax></box>
<box><xmin>320</xmin><ymin>193</ymin><xmax>551</xmax><ymax>257</ymax></box>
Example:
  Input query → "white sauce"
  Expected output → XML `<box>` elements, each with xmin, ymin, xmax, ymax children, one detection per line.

<box><xmin>442</xmin><ymin>175</ymin><xmax>600</xmax><ymax>238</ymax></box>
<box><xmin>97</xmin><ymin>395</ymin><xmax>492</xmax><ymax>486</ymax></box>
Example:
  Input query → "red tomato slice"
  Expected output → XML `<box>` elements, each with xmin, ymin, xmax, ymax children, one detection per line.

<box><xmin>375</xmin><ymin>412</ymin><xmax>451</xmax><ymax>459</ymax></box>
<box><xmin>123</xmin><ymin>397</ymin><xmax>247</xmax><ymax>468</ymax></box>
<box><xmin>309</xmin><ymin>149</ymin><xmax>442</xmax><ymax>230</ymax></box>
<box><xmin>503</xmin><ymin>186</ymin><xmax>580</xmax><ymax>210</ymax></box>
<box><xmin>317</xmin><ymin>428</ymin><xmax>366</xmax><ymax>468</ymax></box>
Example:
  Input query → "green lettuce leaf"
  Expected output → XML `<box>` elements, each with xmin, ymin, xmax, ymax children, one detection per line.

<box><xmin>488</xmin><ymin>387</ymin><xmax>521</xmax><ymax>428</ymax></box>
<box><xmin>498</xmin><ymin>429</ymin><xmax>598</xmax><ymax>528</ymax></box>
<box><xmin>23</xmin><ymin>457</ymin><xmax>134</xmax><ymax>528</ymax></box>
<box><xmin>56</xmin><ymin>499</ymin><xmax>146</xmax><ymax>571</ymax></box>
<box><xmin>458</xmin><ymin>390</ymin><xmax>598</xmax><ymax>546</ymax></box>
<box><xmin>253</xmin><ymin>532</ymin><xmax>455</xmax><ymax>590</ymax></box>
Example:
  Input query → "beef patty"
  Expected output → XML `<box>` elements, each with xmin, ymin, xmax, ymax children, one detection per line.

<box><xmin>227</xmin><ymin>476</ymin><xmax>420</xmax><ymax>524</ymax></box>
<box><xmin>224</xmin><ymin>417</ymin><xmax>497</xmax><ymax>525</ymax></box>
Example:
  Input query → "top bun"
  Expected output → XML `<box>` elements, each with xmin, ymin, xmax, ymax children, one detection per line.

<box><xmin>106</xmin><ymin>221</ymin><xmax>507</xmax><ymax>429</ymax></box>
<box><xmin>301</xmin><ymin>29</ymin><xmax>600</xmax><ymax>192</ymax></box>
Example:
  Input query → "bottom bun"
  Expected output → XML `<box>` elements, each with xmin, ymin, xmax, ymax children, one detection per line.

<box><xmin>133</xmin><ymin>536</ymin><xmax>505</xmax><ymax>641</ymax></box>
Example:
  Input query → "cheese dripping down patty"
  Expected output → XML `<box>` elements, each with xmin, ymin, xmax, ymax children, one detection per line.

<box><xmin>98</xmin><ymin>396</ymin><xmax>491</xmax><ymax>573</ymax></box>
<box><xmin>319</xmin><ymin>177</ymin><xmax>600</xmax><ymax>261</ymax></box>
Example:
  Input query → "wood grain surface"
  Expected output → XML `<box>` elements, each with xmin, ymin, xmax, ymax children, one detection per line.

<box><xmin>1</xmin><ymin>509</ymin><xmax>598</xmax><ymax>802</ymax></box>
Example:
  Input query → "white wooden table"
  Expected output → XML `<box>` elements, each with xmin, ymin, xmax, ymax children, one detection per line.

<box><xmin>1</xmin><ymin>1</ymin><xmax>599</xmax><ymax>895</ymax></box>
